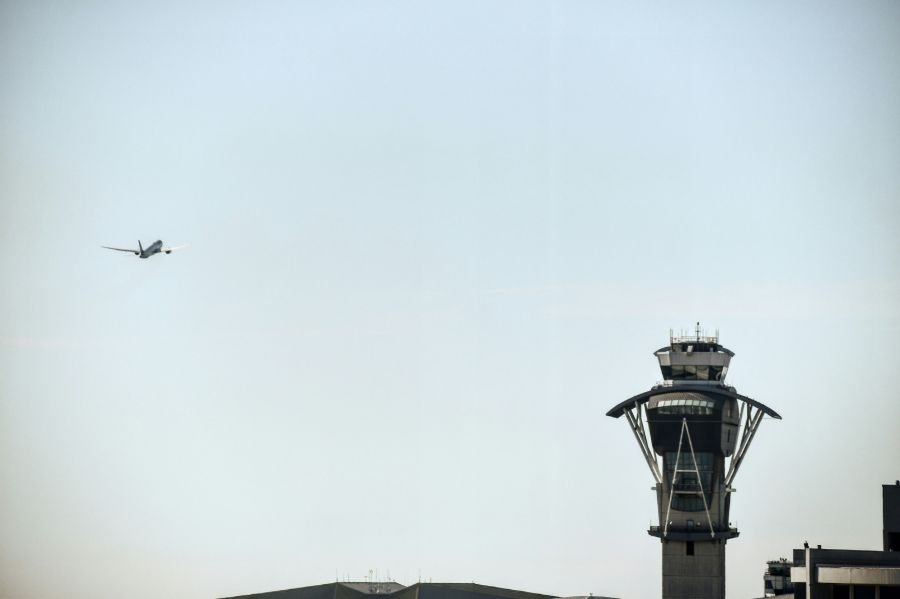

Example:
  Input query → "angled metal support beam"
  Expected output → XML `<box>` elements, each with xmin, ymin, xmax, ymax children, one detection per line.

<box><xmin>732</xmin><ymin>407</ymin><xmax>754</xmax><ymax>467</ymax></box>
<box><xmin>624</xmin><ymin>403</ymin><xmax>663</xmax><ymax>485</ymax></box>
<box><xmin>639</xmin><ymin>403</ymin><xmax>663</xmax><ymax>484</ymax></box>
<box><xmin>634</xmin><ymin>402</ymin><xmax>663</xmax><ymax>482</ymax></box>
<box><xmin>664</xmin><ymin>419</ymin><xmax>716</xmax><ymax>539</ymax></box>
<box><xmin>662</xmin><ymin>419</ymin><xmax>686</xmax><ymax>538</ymax></box>
<box><xmin>725</xmin><ymin>406</ymin><xmax>765</xmax><ymax>488</ymax></box>
<box><xmin>731</xmin><ymin>406</ymin><xmax>756</xmax><ymax>472</ymax></box>
<box><xmin>682</xmin><ymin>418</ymin><xmax>717</xmax><ymax>539</ymax></box>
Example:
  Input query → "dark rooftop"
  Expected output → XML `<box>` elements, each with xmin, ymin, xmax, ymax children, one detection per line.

<box><xmin>218</xmin><ymin>582</ymin><xmax>618</xmax><ymax>599</ymax></box>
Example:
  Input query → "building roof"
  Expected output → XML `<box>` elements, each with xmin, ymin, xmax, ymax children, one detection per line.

<box><xmin>218</xmin><ymin>582</ymin><xmax>609</xmax><ymax>599</ymax></box>
<box><xmin>605</xmin><ymin>383</ymin><xmax>781</xmax><ymax>419</ymax></box>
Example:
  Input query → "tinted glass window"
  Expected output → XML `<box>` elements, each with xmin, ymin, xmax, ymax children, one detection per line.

<box><xmin>664</xmin><ymin>451</ymin><xmax>714</xmax><ymax>512</ymax></box>
<box><xmin>667</xmin><ymin>364</ymin><xmax>719</xmax><ymax>381</ymax></box>
<box><xmin>655</xmin><ymin>398</ymin><xmax>715</xmax><ymax>416</ymax></box>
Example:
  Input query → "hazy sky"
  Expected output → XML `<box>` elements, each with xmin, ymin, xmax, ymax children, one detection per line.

<box><xmin>1</xmin><ymin>2</ymin><xmax>899</xmax><ymax>598</ymax></box>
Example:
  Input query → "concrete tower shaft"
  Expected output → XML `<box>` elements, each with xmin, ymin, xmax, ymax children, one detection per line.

<box><xmin>607</xmin><ymin>328</ymin><xmax>780</xmax><ymax>599</ymax></box>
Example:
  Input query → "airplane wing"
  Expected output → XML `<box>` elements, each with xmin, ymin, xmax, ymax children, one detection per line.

<box><xmin>162</xmin><ymin>245</ymin><xmax>187</xmax><ymax>254</ymax></box>
<box><xmin>102</xmin><ymin>246</ymin><xmax>139</xmax><ymax>254</ymax></box>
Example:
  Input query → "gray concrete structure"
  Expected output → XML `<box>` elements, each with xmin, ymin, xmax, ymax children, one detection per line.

<box><xmin>607</xmin><ymin>326</ymin><xmax>780</xmax><ymax>599</ymax></box>
<box><xmin>790</xmin><ymin>547</ymin><xmax>900</xmax><ymax>598</ymax></box>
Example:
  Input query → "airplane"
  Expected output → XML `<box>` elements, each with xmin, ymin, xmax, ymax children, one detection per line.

<box><xmin>102</xmin><ymin>240</ymin><xmax>186</xmax><ymax>259</ymax></box>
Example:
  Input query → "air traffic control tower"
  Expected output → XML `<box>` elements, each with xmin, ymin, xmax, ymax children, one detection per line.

<box><xmin>606</xmin><ymin>326</ymin><xmax>780</xmax><ymax>599</ymax></box>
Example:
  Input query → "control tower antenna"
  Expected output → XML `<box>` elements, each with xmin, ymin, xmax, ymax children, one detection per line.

<box><xmin>606</xmin><ymin>328</ymin><xmax>781</xmax><ymax>599</ymax></box>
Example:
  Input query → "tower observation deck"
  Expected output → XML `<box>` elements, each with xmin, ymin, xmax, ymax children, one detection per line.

<box><xmin>606</xmin><ymin>325</ymin><xmax>780</xmax><ymax>599</ymax></box>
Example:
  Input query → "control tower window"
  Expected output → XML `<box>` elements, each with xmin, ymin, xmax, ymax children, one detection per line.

<box><xmin>656</xmin><ymin>398</ymin><xmax>715</xmax><ymax>416</ymax></box>
<box><xmin>665</xmin><ymin>365</ymin><xmax>719</xmax><ymax>381</ymax></box>
<box><xmin>664</xmin><ymin>451</ymin><xmax>713</xmax><ymax>512</ymax></box>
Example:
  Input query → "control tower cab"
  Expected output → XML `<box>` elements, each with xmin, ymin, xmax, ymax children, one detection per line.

<box><xmin>607</xmin><ymin>325</ymin><xmax>780</xmax><ymax>599</ymax></box>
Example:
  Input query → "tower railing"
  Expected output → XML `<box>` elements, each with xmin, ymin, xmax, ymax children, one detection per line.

<box><xmin>669</xmin><ymin>323</ymin><xmax>719</xmax><ymax>344</ymax></box>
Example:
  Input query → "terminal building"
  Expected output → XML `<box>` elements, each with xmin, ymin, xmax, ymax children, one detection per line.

<box><xmin>787</xmin><ymin>482</ymin><xmax>900</xmax><ymax>599</ymax></box>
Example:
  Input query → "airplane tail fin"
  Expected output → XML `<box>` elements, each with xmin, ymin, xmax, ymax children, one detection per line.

<box><xmin>138</xmin><ymin>240</ymin><xmax>143</xmax><ymax>253</ymax></box>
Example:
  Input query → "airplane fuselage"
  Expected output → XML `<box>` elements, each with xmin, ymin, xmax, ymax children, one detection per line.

<box><xmin>140</xmin><ymin>240</ymin><xmax>164</xmax><ymax>258</ymax></box>
<box><xmin>102</xmin><ymin>239</ymin><xmax>183</xmax><ymax>258</ymax></box>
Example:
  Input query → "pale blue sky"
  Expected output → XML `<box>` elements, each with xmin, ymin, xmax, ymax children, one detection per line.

<box><xmin>1</xmin><ymin>2</ymin><xmax>899</xmax><ymax>598</ymax></box>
